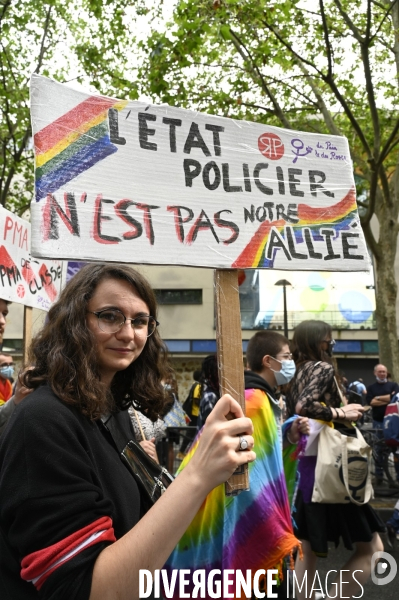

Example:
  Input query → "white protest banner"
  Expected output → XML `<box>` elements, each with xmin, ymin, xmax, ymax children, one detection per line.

<box><xmin>0</xmin><ymin>207</ymin><xmax>62</xmax><ymax>310</ymax></box>
<box><xmin>30</xmin><ymin>75</ymin><xmax>370</xmax><ymax>272</ymax></box>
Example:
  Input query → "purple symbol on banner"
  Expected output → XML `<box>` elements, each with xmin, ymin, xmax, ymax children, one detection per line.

<box><xmin>291</xmin><ymin>138</ymin><xmax>313</xmax><ymax>163</ymax></box>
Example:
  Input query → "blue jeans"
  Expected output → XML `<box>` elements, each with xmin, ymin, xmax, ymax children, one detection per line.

<box><xmin>387</xmin><ymin>509</ymin><xmax>399</xmax><ymax>532</ymax></box>
<box><xmin>373</xmin><ymin>420</ymin><xmax>399</xmax><ymax>481</ymax></box>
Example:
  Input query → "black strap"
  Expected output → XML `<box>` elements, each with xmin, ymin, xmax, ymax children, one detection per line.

<box><xmin>101</xmin><ymin>414</ymin><xmax>129</xmax><ymax>453</ymax></box>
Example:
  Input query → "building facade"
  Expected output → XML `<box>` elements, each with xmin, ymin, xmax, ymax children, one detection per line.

<box><xmin>3</xmin><ymin>260</ymin><xmax>387</xmax><ymax>400</ymax></box>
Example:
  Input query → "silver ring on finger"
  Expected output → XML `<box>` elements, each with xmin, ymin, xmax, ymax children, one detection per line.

<box><xmin>238</xmin><ymin>436</ymin><xmax>249</xmax><ymax>451</ymax></box>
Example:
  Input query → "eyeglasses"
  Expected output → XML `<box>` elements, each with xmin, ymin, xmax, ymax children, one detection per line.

<box><xmin>323</xmin><ymin>339</ymin><xmax>336</xmax><ymax>347</ymax></box>
<box><xmin>273</xmin><ymin>352</ymin><xmax>293</xmax><ymax>360</ymax></box>
<box><xmin>88</xmin><ymin>309</ymin><xmax>159</xmax><ymax>337</ymax></box>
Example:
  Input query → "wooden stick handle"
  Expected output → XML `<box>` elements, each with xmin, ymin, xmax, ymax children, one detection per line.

<box><xmin>214</xmin><ymin>269</ymin><xmax>249</xmax><ymax>496</ymax></box>
<box><xmin>133</xmin><ymin>408</ymin><xmax>146</xmax><ymax>441</ymax></box>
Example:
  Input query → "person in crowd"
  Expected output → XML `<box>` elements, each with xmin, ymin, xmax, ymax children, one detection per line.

<box><xmin>348</xmin><ymin>377</ymin><xmax>367</xmax><ymax>404</ymax></box>
<box><xmin>161</xmin><ymin>371</ymin><xmax>189</xmax><ymax>428</ymax></box>
<box><xmin>0</xmin><ymin>352</ymin><xmax>14</xmax><ymax>404</ymax></box>
<box><xmin>166</xmin><ymin>330</ymin><xmax>306</xmax><ymax>599</ymax></box>
<box><xmin>0</xmin><ymin>298</ymin><xmax>10</xmax><ymax>352</ymax></box>
<box><xmin>287</xmin><ymin>320</ymin><xmax>384</xmax><ymax>600</ymax></box>
<box><xmin>386</xmin><ymin>498</ymin><xmax>399</xmax><ymax>549</ymax></box>
<box><xmin>128</xmin><ymin>404</ymin><xmax>166</xmax><ymax>463</ymax></box>
<box><xmin>177</xmin><ymin>369</ymin><xmax>203</xmax><ymax>459</ymax></box>
<box><xmin>182</xmin><ymin>369</ymin><xmax>202</xmax><ymax>429</ymax></box>
<box><xmin>0</xmin><ymin>263</ymin><xmax>255</xmax><ymax>600</ymax></box>
<box><xmin>366</xmin><ymin>364</ymin><xmax>399</xmax><ymax>485</ymax></box>
<box><xmin>196</xmin><ymin>354</ymin><xmax>220</xmax><ymax>430</ymax></box>
<box><xmin>0</xmin><ymin>370</ymin><xmax>33</xmax><ymax>435</ymax></box>
<box><xmin>0</xmin><ymin>299</ymin><xmax>33</xmax><ymax>434</ymax></box>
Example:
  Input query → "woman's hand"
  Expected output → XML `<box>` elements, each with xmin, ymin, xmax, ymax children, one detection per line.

<box><xmin>288</xmin><ymin>417</ymin><xmax>310</xmax><ymax>443</ymax></box>
<box><xmin>90</xmin><ymin>396</ymin><xmax>254</xmax><ymax>600</ymax></box>
<box><xmin>139</xmin><ymin>438</ymin><xmax>159</xmax><ymax>463</ymax></box>
<box><xmin>185</xmin><ymin>394</ymin><xmax>255</xmax><ymax>494</ymax></box>
<box><xmin>335</xmin><ymin>403</ymin><xmax>364</xmax><ymax>422</ymax></box>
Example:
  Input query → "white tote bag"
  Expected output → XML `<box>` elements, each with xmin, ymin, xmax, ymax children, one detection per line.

<box><xmin>312</xmin><ymin>424</ymin><xmax>373</xmax><ymax>506</ymax></box>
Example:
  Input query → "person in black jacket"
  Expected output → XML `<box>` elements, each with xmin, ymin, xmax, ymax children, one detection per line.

<box><xmin>366</xmin><ymin>363</ymin><xmax>399</xmax><ymax>485</ymax></box>
<box><xmin>0</xmin><ymin>264</ymin><xmax>255</xmax><ymax>600</ymax></box>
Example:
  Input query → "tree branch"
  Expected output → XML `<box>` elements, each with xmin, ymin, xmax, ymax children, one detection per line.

<box><xmin>361</xmin><ymin>219</ymin><xmax>381</xmax><ymax>260</ymax></box>
<box><xmin>319</xmin><ymin>0</ymin><xmax>333</xmax><ymax>80</ymax></box>
<box><xmin>228</xmin><ymin>28</ymin><xmax>293</xmax><ymax>129</ymax></box>
<box><xmin>362</xmin><ymin>167</ymin><xmax>379</xmax><ymax>226</ymax></box>
<box><xmin>333</xmin><ymin>0</ymin><xmax>365</xmax><ymax>42</ymax></box>
<box><xmin>388</xmin><ymin>0</ymin><xmax>399</xmax><ymax>88</ymax></box>
<box><xmin>261</xmin><ymin>17</ymin><xmax>373</xmax><ymax>158</ymax></box>
<box><xmin>0</xmin><ymin>4</ymin><xmax>52</xmax><ymax>206</ymax></box>
<box><xmin>0</xmin><ymin>0</ymin><xmax>11</xmax><ymax>26</ymax></box>
<box><xmin>295</xmin><ymin>60</ymin><xmax>342</xmax><ymax>136</ymax></box>
<box><xmin>34</xmin><ymin>4</ymin><xmax>53</xmax><ymax>74</ymax></box>
<box><xmin>369</xmin><ymin>0</ymin><xmax>398</xmax><ymax>44</ymax></box>
<box><xmin>379</xmin><ymin>118</ymin><xmax>399</xmax><ymax>164</ymax></box>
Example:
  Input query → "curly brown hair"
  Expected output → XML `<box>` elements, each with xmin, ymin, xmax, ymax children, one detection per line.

<box><xmin>22</xmin><ymin>263</ymin><xmax>170</xmax><ymax>421</ymax></box>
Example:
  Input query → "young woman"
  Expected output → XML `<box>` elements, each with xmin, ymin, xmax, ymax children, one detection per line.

<box><xmin>0</xmin><ymin>264</ymin><xmax>255</xmax><ymax>600</ymax></box>
<box><xmin>288</xmin><ymin>320</ymin><xmax>384</xmax><ymax>600</ymax></box>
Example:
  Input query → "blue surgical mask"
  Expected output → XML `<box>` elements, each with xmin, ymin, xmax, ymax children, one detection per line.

<box><xmin>0</xmin><ymin>365</ymin><xmax>14</xmax><ymax>379</ymax></box>
<box><xmin>270</xmin><ymin>358</ymin><xmax>296</xmax><ymax>386</ymax></box>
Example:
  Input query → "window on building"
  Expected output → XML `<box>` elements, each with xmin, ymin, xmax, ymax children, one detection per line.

<box><xmin>154</xmin><ymin>289</ymin><xmax>202</xmax><ymax>305</ymax></box>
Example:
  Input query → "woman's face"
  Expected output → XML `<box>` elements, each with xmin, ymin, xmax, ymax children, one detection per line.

<box><xmin>320</xmin><ymin>332</ymin><xmax>333</xmax><ymax>356</ymax></box>
<box><xmin>86</xmin><ymin>277</ymin><xmax>151</xmax><ymax>387</ymax></box>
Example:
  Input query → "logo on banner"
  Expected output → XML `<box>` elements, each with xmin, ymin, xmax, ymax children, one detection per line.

<box><xmin>258</xmin><ymin>133</ymin><xmax>284</xmax><ymax>160</ymax></box>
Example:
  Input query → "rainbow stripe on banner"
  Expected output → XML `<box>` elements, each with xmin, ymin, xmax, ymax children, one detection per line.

<box><xmin>232</xmin><ymin>187</ymin><xmax>357</xmax><ymax>268</ymax></box>
<box><xmin>34</xmin><ymin>96</ymin><xmax>127</xmax><ymax>201</ymax></box>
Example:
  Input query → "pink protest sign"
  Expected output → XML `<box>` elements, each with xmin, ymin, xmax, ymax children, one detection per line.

<box><xmin>0</xmin><ymin>207</ymin><xmax>62</xmax><ymax>310</ymax></box>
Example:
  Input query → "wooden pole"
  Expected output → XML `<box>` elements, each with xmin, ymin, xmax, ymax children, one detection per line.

<box><xmin>214</xmin><ymin>269</ymin><xmax>249</xmax><ymax>495</ymax></box>
<box><xmin>23</xmin><ymin>306</ymin><xmax>33</xmax><ymax>365</ymax></box>
<box><xmin>283</xmin><ymin>283</ymin><xmax>288</xmax><ymax>339</ymax></box>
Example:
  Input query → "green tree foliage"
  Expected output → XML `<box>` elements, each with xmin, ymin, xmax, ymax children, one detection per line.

<box><xmin>136</xmin><ymin>0</ymin><xmax>399</xmax><ymax>375</ymax></box>
<box><xmin>0</xmin><ymin>0</ymin><xmax>146</xmax><ymax>214</ymax></box>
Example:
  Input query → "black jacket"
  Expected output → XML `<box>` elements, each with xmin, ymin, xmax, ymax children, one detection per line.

<box><xmin>366</xmin><ymin>380</ymin><xmax>399</xmax><ymax>422</ymax></box>
<box><xmin>244</xmin><ymin>370</ymin><xmax>275</xmax><ymax>396</ymax></box>
<box><xmin>0</xmin><ymin>385</ymin><xmax>140</xmax><ymax>600</ymax></box>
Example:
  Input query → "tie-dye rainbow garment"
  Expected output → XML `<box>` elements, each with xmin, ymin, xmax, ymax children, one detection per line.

<box><xmin>165</xmin><ymin>387</ymin><xmax>299</xmax><ymax>599</ymax></box>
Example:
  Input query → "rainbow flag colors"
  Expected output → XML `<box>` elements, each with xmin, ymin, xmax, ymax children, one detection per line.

<box><xmin>165</xmin><ymin>388</ymin><xmax>299</xmax><ymax>599</ymax></box>
<box><xmin>34</xmin><ymin>96</ymin><xmax>127</xmax><ymax>201</ymax></box>
<box><xmin>232</xmin><ymin>187</ymin><xmax>357</xmax><ymax>268</ymax></box>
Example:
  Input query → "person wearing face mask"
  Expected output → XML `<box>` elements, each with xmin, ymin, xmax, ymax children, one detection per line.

<box><xmin>244</xmin><ymin>330</ymin><xmax>306</xmax><ymax>448</ymax></box>
<box><xmin>0</xmin><ymin>353</ymin><xmax>14</xmax><ymax>404</ymax></box>
<box><xmin>165</xmin><ymin>330</ymin><xmax>304</xmax><ymax>600</ymax></box>
<box><xmin>287</xmin><ymin>320</ymin><xmax>384</xmax><ymax>600</ymax></box>
<box><xmin>366</xmin><ymin>364</ymin><xmax>399</xmax><ymax>485</ymax></box>
<box><xmin>0</xmin><ymin>368</ymin><xmax>33</xmax><ymax>435</ymax></box>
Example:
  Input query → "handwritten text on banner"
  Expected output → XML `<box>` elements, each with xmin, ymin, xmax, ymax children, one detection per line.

<box><xmin>0</xmin><ymin>207</ymin><xmax>62</xmax><ymax>310</ymax></box>
<box><xmin>30</xmin><ymin>75</ymin><xmax>370</xmax><ymax>272</ymax></box>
